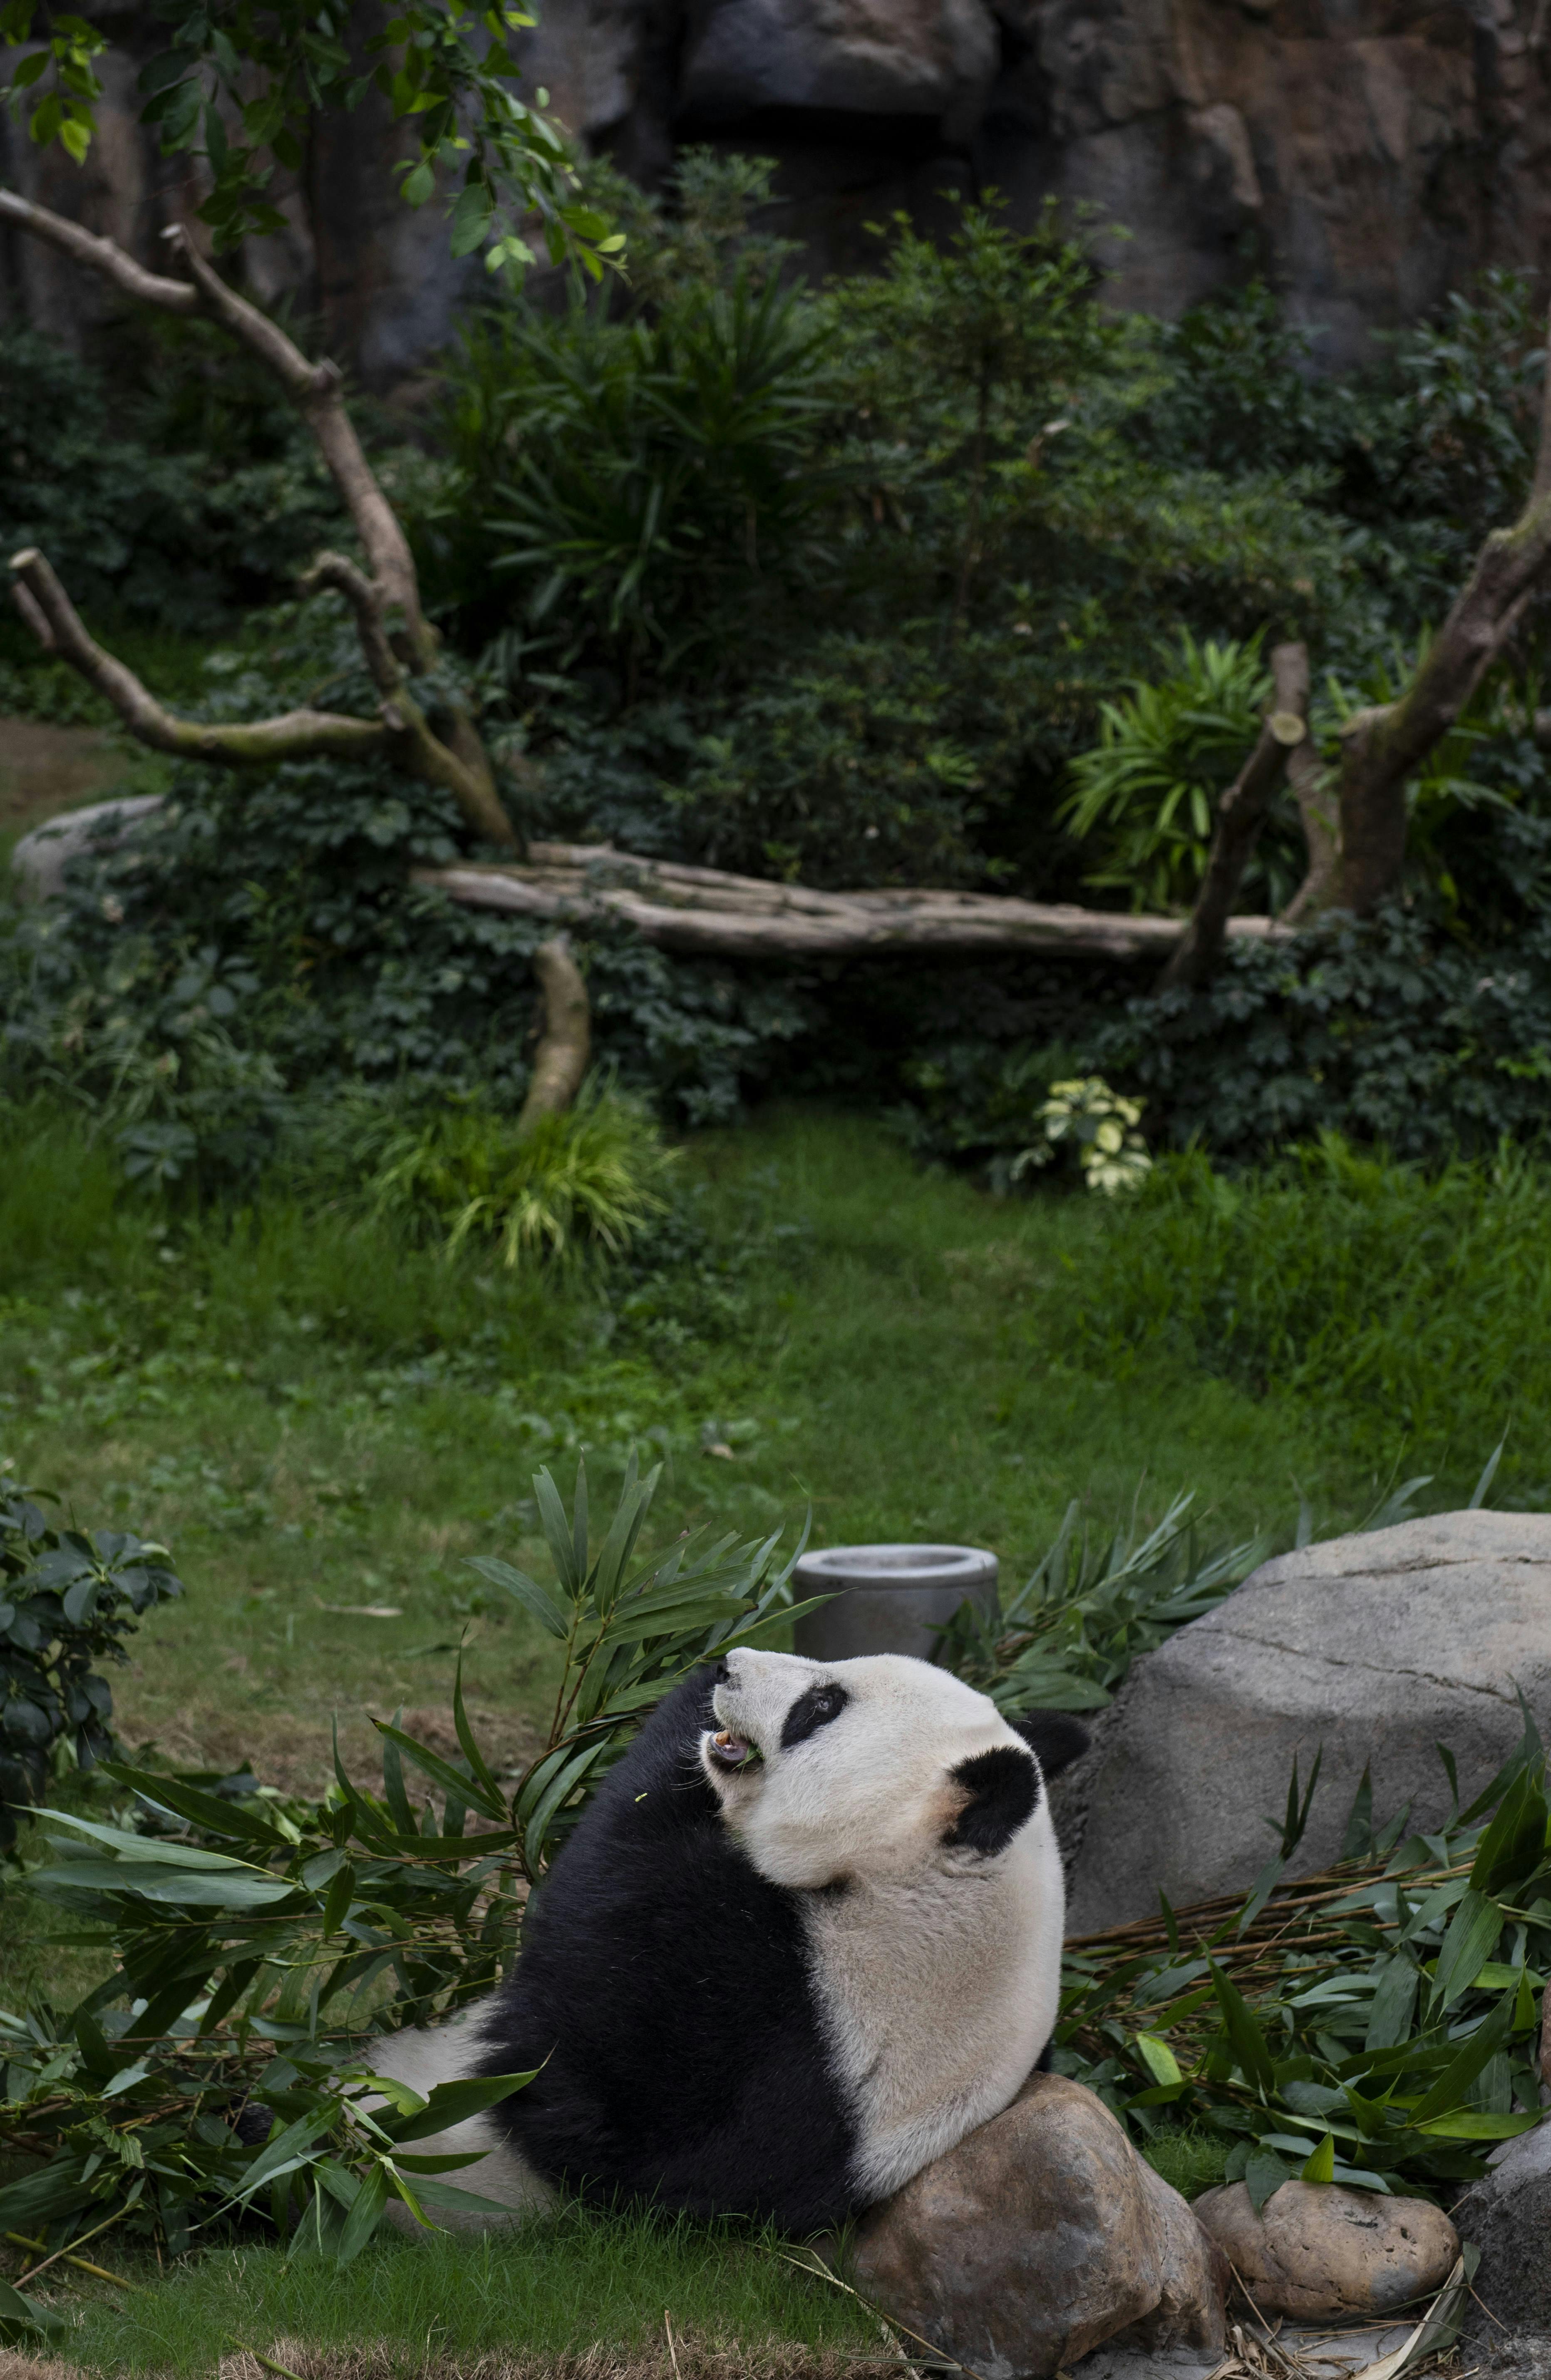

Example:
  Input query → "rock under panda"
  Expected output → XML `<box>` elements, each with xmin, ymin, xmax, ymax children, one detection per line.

<box><xmin>372</xmin><ymin>1648</ymin><xmax>1087</xmax><ymax>2235</ymax></box>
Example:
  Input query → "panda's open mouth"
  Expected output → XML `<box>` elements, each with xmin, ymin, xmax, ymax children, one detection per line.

<box><xmin>707</xmin><ymin>1728</ymin><xmax>760</xmax><ymax>1771</ymax></box>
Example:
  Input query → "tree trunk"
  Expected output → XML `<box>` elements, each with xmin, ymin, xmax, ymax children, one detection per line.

<box><xmin>416</xmin><ymin>843</ymin><xmax>1290</xmax><ymax>963</ymax></box>
<box><xmin>1335</xmin><ymin>300</ymin><xmax>1551</xmax><ymax>913</ymax></box>
<box><xmin>517</xmin><ymin>936</ymin><xmax>592</xmax><ymax>1134</ymax></box>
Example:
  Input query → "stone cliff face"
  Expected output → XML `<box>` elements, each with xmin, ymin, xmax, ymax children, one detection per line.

<box><xmin>2</xmin><ymin>0</ymin><xmax>1548</xmax><ymax>382</ymax></box>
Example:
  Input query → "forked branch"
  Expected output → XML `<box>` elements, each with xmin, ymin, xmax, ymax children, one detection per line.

<box><xmin>10</xmin><ymin>548</ymin><xmax>387</xmax><ymax>765</ymax></box>
<box><xmin>0</xmin><ymin>187</ymin><xmax>515</xmax><ymax>848</ymax></box>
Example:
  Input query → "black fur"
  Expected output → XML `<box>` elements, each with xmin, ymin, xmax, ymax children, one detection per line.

<box><xmin>779</xmin><ymin>1681</ymin><xmax>850</xmax><ymax>1749</ymax></box>
<box><xmin>944</xmin><ymin>1744</ymin><xmax>1040</xmax><ymax>1857</ymax></box>
<box><xmin>1009</xmin><ymin>1710</ymin><xmax>1091</xmax><ymax>1780</ymax></box>
<box><xmin>475</xmin><ymin>1670</ymin><xmax>859</xmax><ymax>2231</ymax></box>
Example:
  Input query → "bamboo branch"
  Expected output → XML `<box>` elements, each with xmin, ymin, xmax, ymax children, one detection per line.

<box><xmin>9</xmin><ymin>548</ymin><xmax>387</xmax><ymax>764</ymax></box>
<box><xmin>1157</xmin><ymin>642</ymin><xmax>1311</xmax><ymax>992</ymax></box>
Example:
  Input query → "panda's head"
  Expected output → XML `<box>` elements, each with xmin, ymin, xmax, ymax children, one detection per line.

<box><xmin>699</xmin><ymin>1647</ymin><xmax>1085</xmax><ymax>1890</ymax></box>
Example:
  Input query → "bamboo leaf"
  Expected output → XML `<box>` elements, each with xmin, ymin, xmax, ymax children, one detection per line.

<box><xmin>383</xmin><ymin>2068</ymin><xmax>538</xmax><ymax>2142</ymax></box>
<box><xmin>1430</xmin><ymin>1889</ymin><xmax>1502</xmax><ymax>2013</ymax></box>
<box><xmin>370</xmin><ymin>1721</ymin><xmax>506</xmax><ymax>1824</ymax></box>
<box><xmin>462</xmin><ymin>1556</ymin><xmax>569</xmax><ymax>1640</ymax></box>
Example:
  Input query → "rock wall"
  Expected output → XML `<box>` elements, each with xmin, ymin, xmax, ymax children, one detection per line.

<box><xmin>3</xmin><ymin>0</ymin><xmax>1549</xmax><ymax>383</ymax></box>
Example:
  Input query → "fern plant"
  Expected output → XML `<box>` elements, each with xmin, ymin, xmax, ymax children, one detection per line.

<box><xmin>1062</xmin><ymin>632</ymin><xmax>1276</xmax><ymax>911</ymax></box>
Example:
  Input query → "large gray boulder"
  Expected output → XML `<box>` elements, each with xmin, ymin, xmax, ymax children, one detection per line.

<box><xmin>681</xmin><ymin>0</ymin><xmax>998</xmax><ymax>135</ymax></box>
<box><xmin>1066</xmin><ymin>1512</ymin><xmax>1551</xmax><ymax>1934</ymax></box>
<box><xmin>1453</xmin><ymin>2122</ymin><xmax>1551</xmax><ymax>2333</ymax></box>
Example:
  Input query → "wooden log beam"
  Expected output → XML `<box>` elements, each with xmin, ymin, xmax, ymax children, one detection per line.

<box><xmin>413</xmin><ymin>846</ymin><xmax>1290</xmax><ymax>964</ymax></box>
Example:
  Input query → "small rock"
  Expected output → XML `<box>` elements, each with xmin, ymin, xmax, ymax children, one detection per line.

<box><xmin>1193</xmin><ymin>2180</ymin><xmax>1459</xmax><ymax>2319</ymax></box>
<box><xmin>849</xmin><ymin>2071</ymin><xmax>1226</xmax><ymax>2380</ymax></box>
<box><xmin>1453</xmin><ymin>2120</ymin><xmax>1551</xmax><ymax>2333</ymax></box>
<box><xmin>10</xmin><ymin>793</ymin><xmax>164</xmax><ymax>900</ymax></box>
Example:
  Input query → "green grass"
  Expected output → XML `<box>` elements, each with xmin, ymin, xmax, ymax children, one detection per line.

<box><xmin>1059</xmin><ymin>1134</ymin><xmax>1551</xmax><ymax>1482</ymax></box>
<box><xmin>60</xmin><ymin>2210</ymin><xmax>877</xmax><ymax>2376</ymax></box>
<box><xmin>0</xmin><ymin>1106</ymin><xmax>1391</xmax><ymax>1840</ymax></box>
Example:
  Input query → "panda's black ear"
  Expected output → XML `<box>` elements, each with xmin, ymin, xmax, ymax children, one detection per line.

<box><xmin>1008</xmin><ymin>1711</ymin><xmax>1091</xmax><ymax>1780</ymax></box>
<box><xmin>944</xmin><ymin>1746</ymin><xmax>1040</xmax><ymax>1858</ymax></box>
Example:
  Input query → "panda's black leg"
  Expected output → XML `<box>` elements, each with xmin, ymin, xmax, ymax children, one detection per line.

<box><xmin>1035</xmin><ymin>2040</ymin><xmax>1055</xmax><ymax>2073</ymax></box>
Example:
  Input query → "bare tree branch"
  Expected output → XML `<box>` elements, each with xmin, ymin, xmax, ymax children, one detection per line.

<box><xmin>517</xmin><ymin>935</ymin><xmax>592</xmax><ymax>1133</ymax></box>
<box><xmin>161</xmin><ymin>228</ymin><xmax>434</xmax><ymax>662</ymax></box>
<box><xmin>1337</xmin><ymin>302</ymin><xmax>1551</xmax><ymax>913</ymax></box>
<box><xmin>0</xmin><ymin>188</ymin><xmax>196</xmax><ymax>314</ymax></box>
<box><xmin>1155</xmin><ymin>642</ymin><xmax>1310</xmax><ymax>992</ymax></box>
<box><xmin>0</xmin><ymin>188</ymin><xmax>515</xmax><ymax>848</ymax></box>
<box><xmin>9</xmin><ymin>548</ymin><xmax>388</xmax><ymax>764</ymax></box>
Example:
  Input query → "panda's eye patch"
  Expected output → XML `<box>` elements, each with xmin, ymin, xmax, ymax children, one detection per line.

<box><xmin>780</xmin><ymin>1682</ymin><xmax>851</xmax><ymax>1749</ymax></box>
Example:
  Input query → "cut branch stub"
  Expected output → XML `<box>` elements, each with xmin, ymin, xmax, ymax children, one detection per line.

<box><xmin>1155</xmin><ymin>641</ymin><xmax>1311</xmax><ymax>993</ymax></box>
<box><xmin>518</xmin><ymin>935</ymin><xmax>591</xmax><ymax>1135</ymax></box>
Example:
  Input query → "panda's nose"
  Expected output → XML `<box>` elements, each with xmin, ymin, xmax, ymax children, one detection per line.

<box><xmin>712</xmin><ymin>1657</ymin><xmax>732</xmax><ymax>1684</ymax></box>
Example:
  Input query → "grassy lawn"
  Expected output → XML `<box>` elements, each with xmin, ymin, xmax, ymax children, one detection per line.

<box><xmin>0</xmin><ymin>1103</ymin><xmax>1523</xmax><ymax>2373</ymax></box>
<box><xmin>0</xmin><ymin>1110</ymin><xmax>1383</xmax><ymax>1833</ymax></box>
<box><xmin>61</xmin><ymin>2213</ymin><xmax>878</xmax><ymax>2378</ymax></box>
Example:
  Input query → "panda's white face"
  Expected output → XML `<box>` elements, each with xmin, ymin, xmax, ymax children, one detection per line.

<box><xmin>700</xmin><ymin>1646</ymin><xmax>1033</xmax><ymax>1890</ymax></box>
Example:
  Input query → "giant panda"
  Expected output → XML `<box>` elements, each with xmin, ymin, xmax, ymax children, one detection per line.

<box><xmin>372</xmin><ymin>1647</ymin><xmax>1087</xmax><ymax>2234</ymax></box>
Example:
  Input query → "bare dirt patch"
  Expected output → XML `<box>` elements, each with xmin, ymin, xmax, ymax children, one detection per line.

<box><xmin>0</xmin><ymin>719</ymin><xmax>118</xmax><ymax>841</ymax></box>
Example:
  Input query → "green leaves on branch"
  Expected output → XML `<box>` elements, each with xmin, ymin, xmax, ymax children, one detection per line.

<box><xmin>1055</xmin><ymin>1720</ymin><xmax>1551</xmax><ymax>2202</ymax></box>
<box><xmin>3</xmin><ymin>2</ymin><xmax>618</xmax><ymax>278</ymax></box>
<box><xmin>0</xmin><ymin>1459</ymin><xmax>815</xmax><ymax>2289</ymax></box>
<box><xmin>0</xmin><ymin>1480</ymin><xmax>183</xmax><ymax>1853</ymax></box>
<box><xmin>0</xmin><ymin>3</ymin><xmax>104</xmax><ymax>165</ymax></box>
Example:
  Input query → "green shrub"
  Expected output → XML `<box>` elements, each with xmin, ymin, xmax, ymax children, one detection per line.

<box><xmin>0</xmin><ymin>1482</ymin><xmax>182</xmax><ymax>1850</ymax></box>
<box><xmin>1056</xmin><ymin>1133</ymin><xmax>1551</xmax><ymax>1468</ymax></box>
<box><xmin>1062</xmin><ymin>632</ymin><xmax>1281</xmax><ymax>911</ymax></box>
<box><xmin>0</xmin><ymin>327</ymin><xmax>344</xmax><ymax>635</ymax></box>
<box><xmin>365</xmin><ymin>1085</ymin><xmax>677</xmax><ymax>1264</ymax></box>
<box><xmin>1088</xmin><ymin>888</ymin><xmax>1551</xmax><ymax>1163</ymax></box>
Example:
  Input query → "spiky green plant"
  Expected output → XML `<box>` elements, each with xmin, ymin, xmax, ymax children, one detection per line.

<box><xmin>367</xmin><ymin>1085</ymin><xmax>675</xmax><ymax>1266</ymax></box>
<box><xmin>1062</xmin><ymin>631</ymin><xmax>1273</xmax><ymax>911</ymax></box>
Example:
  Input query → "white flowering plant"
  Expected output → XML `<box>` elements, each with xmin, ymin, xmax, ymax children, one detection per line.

<box><xmin>1012</xmin><ymin>1075</ymin><xmax>1152</xmax><ymax>1195</ymax></box>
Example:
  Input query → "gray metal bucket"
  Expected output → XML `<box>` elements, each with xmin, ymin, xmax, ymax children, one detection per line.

<box><xmin>791</xmin><ymin>1543</ymin><xmax>999</xmax><ymax>1665</ymax></box>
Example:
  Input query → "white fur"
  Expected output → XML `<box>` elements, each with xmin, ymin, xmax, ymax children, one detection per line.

<box><xmin>366</xmin><ymin>2006</ymin><xmax>554</xmax><ymax>2234</ymax></box>
<box><xmin>702</xmin><ymin>1649</ymin><xmax>1065</xmax><ymax>2205</ymax></box>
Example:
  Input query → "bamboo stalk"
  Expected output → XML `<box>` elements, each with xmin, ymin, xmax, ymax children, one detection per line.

<box><xmin>4</xmin><ymin>2228</ymin><xmax>143</xmax><ymax>2291</ymax></box>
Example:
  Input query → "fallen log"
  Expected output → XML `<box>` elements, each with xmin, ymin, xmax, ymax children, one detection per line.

<box><xmin>414</xmin><ymin>843</ymin><xmax>1290</xmax><ymax>964</ymax></box>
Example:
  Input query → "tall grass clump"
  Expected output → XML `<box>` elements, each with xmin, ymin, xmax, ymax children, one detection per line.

<box><xmin>1063</xmin><ymin>1133</ymin><xmax>1551</xmax><ymax>1467</ymax></box>
<box><xmin>365</xmin><ymin>1085</ymin><xmax>677</xmax><ymax>1265</ymax></box>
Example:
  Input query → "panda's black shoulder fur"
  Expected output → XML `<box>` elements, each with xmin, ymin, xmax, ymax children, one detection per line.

<box><xmin>1008</xmin><ymin>1710</ymin><xmax>1091</xmax><ymax>1780</ymax></box>
<box><xmin>475</xmin><ymin>1668</ymin><xmax>858</xmax><ymax>2231</ymax></box>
